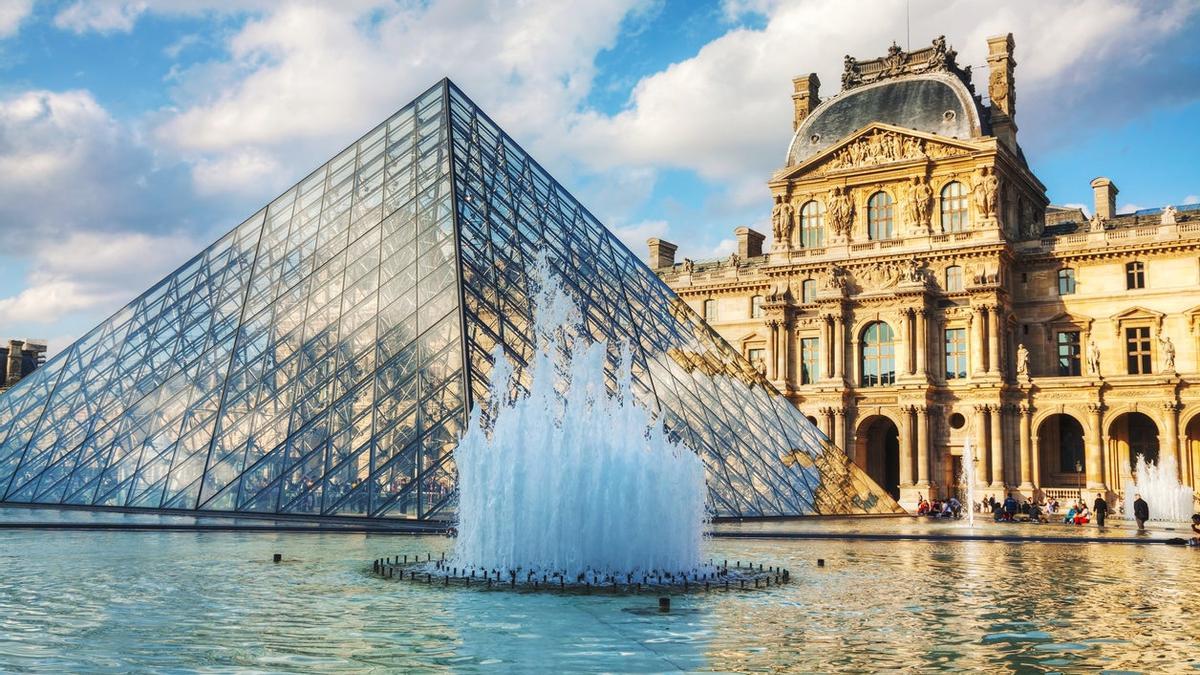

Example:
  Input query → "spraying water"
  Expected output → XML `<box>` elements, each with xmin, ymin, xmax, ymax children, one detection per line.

<box><xmin>452</xmin><ymin>257</ymin><xmax>709</xmax><ymax>578</ymax></box>
<box><xmin>959</xmin><ymin>437</ymin><xmax>977</xmax><ymax>527</ymax></box>
<box><xmin>1124</xmin><ymin>455</ymin><xmax>1194</xmax><ymax>522</ymax></box>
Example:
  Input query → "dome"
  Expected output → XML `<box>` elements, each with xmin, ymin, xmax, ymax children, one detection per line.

<box><xmin>786</xmin><ymin>73</ymin><xmax>984</xmax><ymax>167</ymax></box>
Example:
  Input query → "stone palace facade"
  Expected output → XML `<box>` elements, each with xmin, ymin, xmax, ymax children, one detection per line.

<box><xmin>650</xmin><ymin>34</ymin><xmax>1200</xmax><ymax>511</ymax></box>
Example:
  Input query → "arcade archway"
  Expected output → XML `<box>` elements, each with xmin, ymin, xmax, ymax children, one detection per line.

<box><xmin>855</xmin><ymin>415</ymin><xmax>900</xmax><ymax>500</ymax></box>
<box><xmin>1036</xmin><ymin>413</ymin><xmax>1086</xmax><ymax>490</ymax></box>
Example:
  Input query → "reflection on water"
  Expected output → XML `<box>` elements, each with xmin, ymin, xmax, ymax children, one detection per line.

<box><xmin>1</xmin><ymin>528</ymin><xmax>1198</xmax><ymax>672</ymax></box>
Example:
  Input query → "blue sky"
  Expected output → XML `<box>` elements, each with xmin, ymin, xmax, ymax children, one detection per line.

<box><xmin>1</xmin><ymin>0</ymin><xmax>1198</xmax><ymax>354</ymax></box>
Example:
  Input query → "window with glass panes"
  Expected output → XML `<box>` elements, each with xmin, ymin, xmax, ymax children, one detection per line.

<box><xmin>750</xmin><ymin>295</ymin><xmax>764</xmax><ymax>318</ymax></box>
<box><xmin>1058</xmin><ymin>268</ymin><xmax>1076</xmax><ymax>295</ymax></box>
<box><xmin>1126</xmin><ymin>261</ymin><xmax>1145</xmax><ymax>289</ymax></box>
<box><xmin>1057</xmin><ymin>330</ymin><xmax>1081</xmax><ymax>376</ymax></box>
<box><xmin>945</xmin><ymin>265</ymin><xmax>963</xmax><ymax>292</ymax></box>
<box><xmin>867</xmin><ymin>192</ymin><xmax>894</xmax><ymax>240</ymax></box>
<box><xmin>704</xmin><ymin>299</ymin><xmax>717</xmax><ymax>321</ymax></box>
<box><xmin>747</xmin><ymin>347</ymin><xmax>765</xmax><ymax>367</ymax></box>
<box><xmin>944</xmin><ymin>327</ymin><xmax>967</xmax><ymax>380</ymax></box>
<box><xmin>940</xmin><ymin>181</ymin><xmax>969</xmax><ymax>232</ymax></box>
<box><xmin>801</xmin><ymin>337</ymin><xmax>820</xmax><ymax>384</ymax></box>
<box><xmin>801</xmin><ymin>279</ymin><xmax>816</xmax><ymax>303</ymax></box>
<box><xmin>1126</xmin><ymin>326</ymin><xmax>1152</xmax><ymax>374</ymax></box>
<box><xmin>799</xmin><ymin>200</ymin><xmax>825</xmax><ymax>248</ymax></box>
<box><xmin>861</xmin><ymin>321</ymin><xmax>895</xmax><ymax>386</ymax></box>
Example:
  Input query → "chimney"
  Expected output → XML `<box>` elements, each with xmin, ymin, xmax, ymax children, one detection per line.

<box><xmin>986</xmin><ymin>33</ymin><xmax>1017</xmax><ymax>150</ymax></box>
<box><xmin>6</xmin><ymin>340</ymin><xmax>24</xmax><ymax>387</ymax></box>
<box><xmin>1090</xmin><ymin>177</ymin><xmax>1118</xmax><ymax>220</ymax></box>
<box><xmin>735</xmin><ymin>227</ymin><xmax>765</xmax><ymax>259</ymax></box>
<box><xmin>646</xmin><ymin>238</ymin><xmax>678</xmax><ymax>269</ymax></box>
<box><xmin>791</xmin><ymin>73</ymin><xmax>821</xmax><ymax>131</ymax></box>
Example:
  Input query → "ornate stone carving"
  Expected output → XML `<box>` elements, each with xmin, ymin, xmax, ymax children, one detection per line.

<box><xmin>820</xmin><ymin>262</ymin><xmax>849</xmax><ymax>290</ymax></box>
<box><xmin>841</xmin><ymin>54</ymin><xmax>862</xmax><ymax>89</ymax></box>
<box><xmin>819</xmin><ymin>129</ymin><xmax>966</xmax><ymax>174</ymax></box>
<box><xmin>905</xmin><ymin>176</ymin><xmax>933</xmax><ymax>234</ymax></box>
<box><xmin>1088</xmin><ymin>210</ymin><xmax>1105</xmax><ymax>232</ymax></box>
<box><xmin>972</xmin><ymin>166</ymin><xmax>1001</xmax><ymax>220</ymax></box>
<box><xmin>727</xmin><ymin>251</ymin><xmax>741</xmax><ymax>268</ymax></box>
<box><xmin>898</xmin><ymin>258</ymin><xmax>927</xmax><ymax>285</ymax></box>
<box><xmin>770</xmin><ymin>197</ymin><xmax>795</xmax><ymax>249</ymax></box>
<box><xmin>988</xmin><ymin>67</ymin><xmax>1008</xmax><ymax>112</ymax></box>
<box><xmin>827</xmin><ymin>186</ymin><xmax>854</xmax><ymax>241</ymax></box>
<box><xmin>840</xmin><ymin>36</ymin><xmax>972</xmax><ymax>92</ymax></box>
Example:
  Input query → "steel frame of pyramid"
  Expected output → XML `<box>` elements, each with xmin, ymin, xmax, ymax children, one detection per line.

<box><xmin>0</xmin><ymin>80</ymin><xmax>900</xmax><ymax>521</ymax></box>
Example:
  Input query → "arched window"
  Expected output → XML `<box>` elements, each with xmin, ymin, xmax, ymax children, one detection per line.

<box><xmin>750</xmin><ymin>295</ymin><xmax>764</xmax><ymax>318</ymax></box>
<box><xmin>801</xmin><ymin>279</ymin><xmax>817</xmax><ymax>303</ymax></box>
<box><xmin>867</xmin><ymin>191</ymin><xmax>894</xmax><ymax>240</ymax></box>
<box><xmin>860</xmin><ymin>321</ymin><xmax>896</xmax><ymax>387</ymax></box>
<box><xmin>703</xmin><ymin>299</ymin><xmax>717</xmax><ymax>322</ymax></box>
<box><xmin>945</xmin><ymin>265</ymin><xmax>963</xmax><ymax>292</ymax></box>
<box><xmin>940</xmin><ymin>181</ymin><xmax>969</xmax><ymax>232</ymax></box>
<box><xmin>799</xmin><ymin>200</ymin><xmax>825</xmax><ymax>248</ymax></box>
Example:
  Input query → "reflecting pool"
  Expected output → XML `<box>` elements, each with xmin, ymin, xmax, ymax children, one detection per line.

<box><xmin>2</xmin><ymin>526</ymin><xmax>1198</xmax><ymax>672</ymax></box>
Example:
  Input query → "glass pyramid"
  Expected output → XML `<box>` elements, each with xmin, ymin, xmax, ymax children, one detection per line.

<box><xmin>0</xmin><ymin>80</ymin><xmax>900</xmax><ymax>521</ymax></box>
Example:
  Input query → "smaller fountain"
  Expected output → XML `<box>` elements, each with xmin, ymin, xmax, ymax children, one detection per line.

<box><xmin>959</xmin><ymin>437</ymin><xmax>977</xmax><ymax>527</ymax></box>
<box><xmin>1124</xmin><ymin>455</ymin><xmax>1195</xmax><ymax>522</ymax></box>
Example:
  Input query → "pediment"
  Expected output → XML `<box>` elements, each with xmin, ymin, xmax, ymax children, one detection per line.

<box><xmin>1109</xmin><ymin>306</ymin><xmax>1164</xmax><ymax>335</ymax></box>
<box><xmin>776</xmin><ymin>122</ymin><xmax>984</xmax><ymax>181</ymax></box>
<box><xmin>1044</xmin><ymin>312</ymin><xmax>1093</xmax><ymax>328</ymax></box>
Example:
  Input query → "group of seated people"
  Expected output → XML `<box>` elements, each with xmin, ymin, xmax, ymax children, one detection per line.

<box><xmin>984</xmin><ymin>494</ymin><xmax>1053</xmax><ymax>523</ymax></box>
<box><xmin>914</xmin><ymin>496</ymin><xmax>962</xmax><ymax>519</ymax></box>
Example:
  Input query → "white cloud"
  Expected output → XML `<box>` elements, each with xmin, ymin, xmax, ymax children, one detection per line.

<box><xmin>0</xmin><ymin>230</ymin><xmax>198</xmax><ymax>324</ymax></box>
<box><xmin>54</xmin><ymin>0</ymin><xmax>149</xmax><ymax>34</ymax></box>
<box><xmin>191</xmin><ymin>149</ymin><xmax>281</xmax><ymax>195</ymax></box>
<box><xmin>611</xmin><ymin>219</ymin><xmax>668</xmax><ymax>254</ymax></box>
<box><xmin>1117</xmin><ymin>203</ymin><xmax>1143</xmax><ymax>214</ymax></box>
<box><xmin>1183</xmin><ymin>195</ymin><xmax>1199</xmax><ymax>205</ymax></box>
<box><xmin>0</xmin><ymin>0</ymin><xmax>33</xmax><ymax>38</ymax></box>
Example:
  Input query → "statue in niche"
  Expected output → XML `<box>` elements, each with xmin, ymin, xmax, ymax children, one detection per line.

<box><xmin>770</xmin><ymin>197</ymin><xmax>786</xmax><ymax>242</ymax></box>
<box><xmin>972</xmin><ymin>167</ymin><xmax>1000</xmax><ymax>219</ymax></box>
<box><xmin>1016</xmin><ymin>343</ymin><xmax>1030</xmax><ymax>380</ymax></box>
<box><xmin>1161</xmin><ymin>205</ymin><xmax>1178</xmax><ymax>225</ymax></box>
<box><xmin>1159</xmin><ymin>334</ymin><xmax>1176</xmax><ymax>372</ymax></box>
<box><xmin>780</xmin><ymin>201</ymin><xmax>796</xmax><ymax>248</ymax></box>
<box><xmin>827</xmin><ymin>186</ymin><xmax>854</xmax><ymax>240</ymax></box>
<box><xmin>906</xmin><ymin>176</ymin><xmax>933</xmax><ymax>233</ymax></box>
<box><xmin>1087</xmin><ymin>338</ymin><xmax>1102</xmax><ymax>377</ymax></box>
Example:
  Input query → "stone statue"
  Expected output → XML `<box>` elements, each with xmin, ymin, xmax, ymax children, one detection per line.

<box><xmin>899</xmin><ymin>258</ymin><xmax>925</xmax><ymax>284</ymax></box>
<box><xmin>1087</xmin><ymin>338</ymin><xmax>1101</xmax><ymax>377</ymax></box>
<box><xmin>971</xmin><ymin>167</ymin><xmax>1001</xmax><ymax>220</ymax></box>
<box><xmin>1161</xmin><ymin>205</ymin><xmax>1178</xmax><ymax>225</ymax></box>
<box><xmin>753</xmin><ymin>356</ymin><xmax>767</xmax><ymax>377</ymax></box>
<box><xmin>727</xmin><ymin>252</ymin><xmax>741</xmax><ymax>267</ymax></box>
<box><xmin>681</xmin><ymin>258</ymin><xmax>694</xmax><ymax>274</ymax></box>
<box><xmin>1016</xmin><ymin>343</ymin><xmax>1030</xmax><ymax>379</ymax></box>
<box><xmin>906</xmin><ymin>176</ymin><xmax>933</xmax><ymax>233</ymax></box>
<box><xmin>841</xmin><ymin>54</ymin><xmax>862</xmax><ymax>89</ymax></box>
<box><xmin>927</xmin><ymin>35</ymin><xmax>949</xmax><ymax>70</ymax></box>
<box><xmin>780</xmin><ymin>201</ymin><xmax>796</xmax><ymax>247</ymax></box>
<box><xmin>827</xmin><ymin>186</ymin><xmax>854</xmax><ymax>240</ymax></box>
<box><xmin>1088</xmin><ymin>210</ymin><xmax>1105</xmax><ymax>232</ymax></box>
<box><xmin>1159</xmin><ymin>334</ymin><xmax>1176</xmax><ymax>372</ymax></box>
<box><xmin>770</xmin><ymin>198</ymin><xmax>785</xmax><ymax>242</ymax></box>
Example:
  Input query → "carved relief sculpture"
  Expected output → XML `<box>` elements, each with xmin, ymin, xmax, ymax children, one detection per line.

<box><xmin>827</xmin><ymin>186</ymin><xmax>854</xmax><ymax>241</ymax></box>
<box><xmin>820</xmin><ymin>262</ymin><xmax>848</xmax><ymax>290</ymax></box>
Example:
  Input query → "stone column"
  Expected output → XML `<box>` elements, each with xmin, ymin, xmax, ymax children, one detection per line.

<box><xmin>1162</xmin><ymin>402</ymin><xmax>1181</xmax><ymax>480</ymax></box>
<box><xmin>1019</xmin><ymin>404</ymin><xmax>1034</xmax><ymax>489</ymax></box>
<box><xmin>989</xmin><ymin>404</ymin><xmax>1004</xmax><ymax>488</ymax></box>
<box><xmin>915</xmin><ymin>404</ymin><xmax>930</xmax><ymax>487</ymax></box>
<box><xmin>987</xmin><ymin>305</ymin><xmax>1001</xmax><ymax>376</ymax></box>
<box><xmin>850</xmin><ymin>338</ymin><xmax>861</xmax><ymax>386</ymax></box>
<box><xmin>974</xmin><ymin>404</ymin><xmax>989</xmax><ymax>488</ymax></box>
<box><xmin>914</xmin><ymin>309</ymin><xmax>927</xmax><ymax>378</ymax></box>
<box><xmin>1086</xmin><ymin>403</ymin><xmax>1106</xmax><ymax>490</ymax></box>
<box><xmin>897</xmin><ymin>311</ymin><xmax>911</xmax><ymax>376</ymax></box>
<box><xmin>973</xmin><ymin>307</ymin><xmax>987</xmax><ymax>375</ymax></box>
<box><xmin>819</xmin><ymin>407</ymin><xmax>834</xmax><ymax>439</ymax></box>
<box><xmin>822</xmin><ymin>316</ymin><xmax>835</xmax><ymax>380</ymax></box>
<box><xmin>834</xmin><ymin>407</ymin><xmax>847</xmax><ymax>458</ymax></box>
<box><xmin>833</xmin><ymin>315</ymin><xmax>845</xmax><ymax>381</ymax></box>
<box><xmin>899</xmin><ymin>405</ymin><xmax>915</xmax><ymax>487</ymax></box>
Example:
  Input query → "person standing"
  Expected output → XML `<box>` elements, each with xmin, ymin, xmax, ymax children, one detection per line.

<box><xmin>1093</xmin><ymin>494</ymin><xmax>1109</xmax><ymax>528</ymax></box>
<box><xmin>1133</xmin><ymin>493</ymin><xmax>1150</xmax><ymax>531</ymax></box>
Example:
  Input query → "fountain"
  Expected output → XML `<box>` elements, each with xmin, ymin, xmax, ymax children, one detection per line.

<box><xmin>1124</xmin><ymin>455</ymin><xmax>1195</xmax><ymax>522</ymax></box>
<box><xmin>959</xmin><ymin>437</ymin><xmax>977</xmax><ymax>527</ymax></box>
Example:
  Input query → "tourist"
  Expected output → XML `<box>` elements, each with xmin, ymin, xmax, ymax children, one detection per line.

<box><xmin>1190</xmin><ymin>514</ymin><xmax>1200</xmax><ymax>546</ymax></box>
<box><xmin>1047</xmin><ymin>497</ymin><xmax>1059</xmax><ymax>515</ymax></box>
<box><xmin>1133</xmin><ymin>494</ymin><xmax>1150</xmax><ymax>531</ymax></box>
<box><xmin>948</xmin><ymin>496</ymin><xmax>962</xmax><ymax>519</ymax></box>
<box><xmin>991</xmin><ymin>499</ymin><xmax>1004</xmax><ymax>522</ymax></box>
<box><xmin>1093</xmin><ymin>494</ymin><xmax>1109</xmax><ymax>528</ymax></box>
<box><xmin>1029</xmin><ymin>501</ymin><xmax>1046</xmax><ymax>523</ymax></box>
<box><xmin>917</xmin><ymin>498</ymin><xmax>930</xmax><ymax>516</ymax></box>
<box><xmin>1020</xmin><ymin>498</ymin><xmax>1032</xmax><ymax>516</ymax></box>
<box><xmin>1073</xmin><ymin>503</ymin><xmax>1090</xmax><ymax>526</ymax></box>
<box><xmin>1003</xmin><ymin>493</ymin><xmax>1018</xmax><ymax>522</ymax></box>
<box><xmin>1063</xmin><ymin>503</ymin><xmax>1077</xmax><ymax>525</ymax></box>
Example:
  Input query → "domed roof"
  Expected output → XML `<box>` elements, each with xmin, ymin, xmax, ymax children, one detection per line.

<box><xmin>786</xmin><ymin>73</ymin><xmax>984</xmax><ymax>167</ymax></box>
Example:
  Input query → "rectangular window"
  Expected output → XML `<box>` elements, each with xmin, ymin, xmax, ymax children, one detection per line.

<box><xmin>801</xmin><ymin>337</ymin><xmax>820</xmax><ymax>385</ymax></box>
<box><xmin>747</xmin><ymin>347</ymin><xmax>765</xmax><ymax>368</ymax></box>
<box><xmin>750</xmin><ymin>295</ymin><xmax>764</xmax><ymax>318</ymax></box>
<box><xmin>1126</xmin><ymin>326</ymin><xmax>1152</xmax><ymax>374</ymax></box>
<box><xmin>704</xmin><ymin>299</ymin><xmax>717</xmax><ymax>321</ymax></box>
<box><xmin>1057</xmin><ymin>330</ymin><xmax>1081</xmax><ymax>376</ymax></box>
<box><xmin>1126</xmin><ymin>261</ymin><xmax>1145</xmax><ymax>290</ymax></box>
<box><xmin>1057</xmin><ymin>268</ymin><xmax>1076</xmax><ymax>295</ymax></box>
<box><xmin>945</xmin><ymin>266</ymin><xmax>963</xmax><ymax>292</ymax></box>
<box><xmin>944</xmin><ymin>328</ymin><xmax>967</xmax><ymax>380</ymax></box>
<box><xmin>801</xmin><ymin>280</ymin><xmax>817</xmax><ymax>303</ymax></box>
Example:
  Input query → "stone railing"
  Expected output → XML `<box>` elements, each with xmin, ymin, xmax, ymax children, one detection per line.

<box><xmin>1042</xmin><ymin>487</ymin><xmax>1081</xmax><ymax>503</ymax></box>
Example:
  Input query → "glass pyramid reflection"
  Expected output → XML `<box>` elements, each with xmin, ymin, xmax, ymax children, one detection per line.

<box><xmin>0</xmin><ymin>80</ymin><xmax>900</xmax><ymax>520</ymax></box>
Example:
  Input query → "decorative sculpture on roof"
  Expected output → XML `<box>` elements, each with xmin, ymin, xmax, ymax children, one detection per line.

<box><xmin>681</xmin><ymin>258</ymin><xmax>694</xmax><ymax>274</ymax></box>
<box><xmin>1161</xmin><ymin>205</ymin><xmax>1178</xmax><ymax>225</ymax></box>
<box><xmin>839</xmin><ymin>36</ymin><xmax>973</xmax><ymax>92</ymax></box>
<box><xmin>727</xmin><ymin>251</ymin><xmax>741</xmax><ymax>268</ymax></box>
<box><xmin>841</xmin><ymin>55</ymin><xmax>862</xmax><ymax>89</ymax></box>
<box><xmin>881</xmin><ymin>42</ymin><xmax>906</xmax><ymax>76</ymax></box>
<box><xmin>827</xmin><ymin>186</ymin><xmax>854</xmax><ymax>241</ymax></box>
<box><xmin>1088</xmin><ymin>210</ymin><xmax>1105</xmax><ymax>232</ymax></box>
